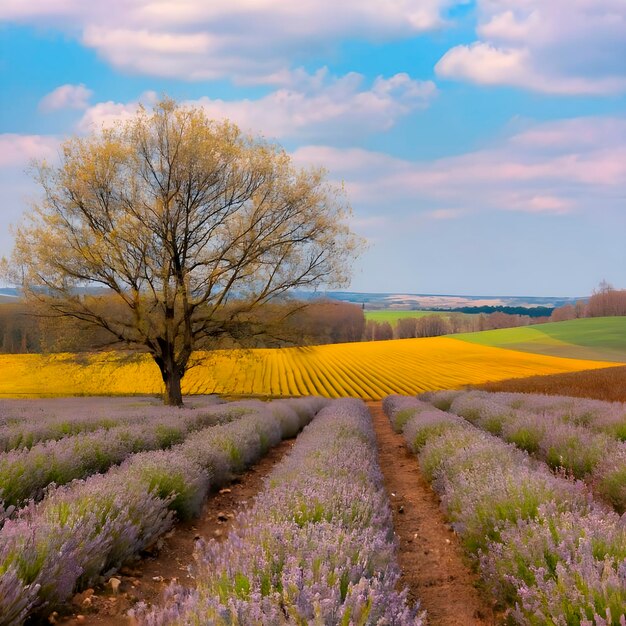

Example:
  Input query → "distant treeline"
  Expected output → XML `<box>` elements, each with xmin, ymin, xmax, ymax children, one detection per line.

<box><xmin>2</xmin><ymin>299</ymin><xmax>537</xmax><ymax>352</ymax></box>
<box><xmin>2</xmin><ymin>283</ymin><xmax>624</xmax><ymax>353</ymax></box>
<box><xmin>431</xmin><ymin>305</ymin><xmax>554</xmax><ymax>318</ymax></box>
<box><xmin>363</xmin><ymin>311</ymin><xmax>551</xmax><ymax>341</ymax></box>
<box><xmin>550</xmin><ymin>282</ymin><xmax>626</xmax><ymax>321</ymax></box>
<box><xmin>0</xmin><ymin>299</ymin><xmax>366</xmax><ymax>354</ymax></box>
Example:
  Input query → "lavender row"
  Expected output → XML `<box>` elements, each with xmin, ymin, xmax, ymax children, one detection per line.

<box><xmin>0</xmin><ymin>395</ymin><xmax>224</xmax><ymax>452</ymax></box>
<box><xmin>0</xmin><ymin>400</ymin><xmax>272</xmax><ymax>509</ymax></box>
<box><xmin>383</xmin><ymin>394</ymin><xmax>440</xmax><ymax>433</ymax></box>
<box><xmin>135</xmin><ymin>398</ymin><xmax>424</xmax><ymax>626</ymax></box>
<box><xmin>483</xmin><ymin>391</ymin><xmax>626</xmax><ymax>440</ymax></box>
<box><xmin>424</xmin><ymin>389</ymin><xmax>626</xmax><ymax>440</ymax></box>
<box><xmin>385</xmin><ymin>396</ymin><xmax>626</xmax><ymax>626</ymax></box>
<box><xmin>427</xmin><ymin>390</ymin><xmax>626</xmax><ymax>513</ymax></box>
<box><xmin>0</xmin><ymin>397</ymin><xmax>326</xmax><ymax>625</ymax></box>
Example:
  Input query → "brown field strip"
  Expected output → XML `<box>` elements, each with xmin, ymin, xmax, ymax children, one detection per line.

<box><xmin>477</xmin><ymin>364</ymin><xmax>626</xmax><ymax>402</ymax></box>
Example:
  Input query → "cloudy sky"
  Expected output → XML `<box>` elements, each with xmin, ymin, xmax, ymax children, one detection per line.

<box><xmin>1</xmin><ymin>0</ymin><xmax>625</xmax><ymax>296</ymax></box>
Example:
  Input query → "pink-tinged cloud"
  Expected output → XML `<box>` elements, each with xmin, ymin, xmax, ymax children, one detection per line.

<box><xmin>0</xmin><ymin>134</ymin><xmax>58</xmax><ymax>168</ymax></box>
<box><xmin>427</xmin><ymin>208</ymin><xmax>467</xmax><ymax>220</ymax></box>
<box><xmin>39</xmin><ymin>84</ymin><xmax>93</xmax><ymax>112</ymax></box>
<box><xmin>505</xmin><ymin>194</ymin><xmax>573</xmax><ymax>215</ymax></box>
<box><xmin>77</xmin><ymin>92</ymin><xmax>158</xmax><ymax>133</ymax></box>
<box><xmin>0</xmin><ymin>135</ymin><xmax>60</xmax><ymax>254</ymax></box>
<box><xmin>292</xmin><ymin>117</ymin><xmax>626</xmax><ymax>219</ymax></box>
<box><xmin>436</xmin><ymin>0</ymin><xmax>626</xmax><ymax>94</ymax></box>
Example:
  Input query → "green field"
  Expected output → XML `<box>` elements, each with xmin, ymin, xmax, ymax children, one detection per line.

<box><xmin>454</xmin><ymin>316</ymin><xmax>626</xmax><ymax>362</ymax></box>
<box><xmin>364</xmin><ymin>310</ymin><xmax>465</xmax><ymax>323</ymax></box>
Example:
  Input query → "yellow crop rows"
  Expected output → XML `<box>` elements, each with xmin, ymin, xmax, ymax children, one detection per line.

<box><xmin>0</xmin><ymin>337</ymin><xmax>618</xmax><ymax>400</ymax></box>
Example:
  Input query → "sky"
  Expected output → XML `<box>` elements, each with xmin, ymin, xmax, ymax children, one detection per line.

<box><xmin>0</xmin><ymin>0</ymin><xmax>625</xmax><ymax>297</ymax></box>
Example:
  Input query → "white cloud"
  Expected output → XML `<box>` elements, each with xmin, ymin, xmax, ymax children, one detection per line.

<box><xmin>293</xmin><ymin>117</ymin><xmax>626</xmax><ymax>218</ymax></box>
<box><xmin>77</xmin><ymin>75</ymin><xmax>435</xmax><ymax>139</ymax></box>
<box><xmin>77</xmin><ymin>101</ymin><xmax>139</xmax><ymax>133</ymax></box>
<box><xmin>39</xmin><ymin>83</ymin><xmax>93</xmax><ymax>112</ymax></box>
<box><xmin>437</xmin><ymin>43</ymin><xmax>534</xmax><ymax>88</ymax></box>
<box><xmin>193</xmin><ymin>72</ymin><xmax>436</xmax><ymax>139</ymax></box>
<box><xmin>0</xmin><ymin>0</ymin><xmax>463</xmax><ymax>83</ymax></box>
<box><xmin>77</xmin><ymin>91</ymin><xmax>158</xmax><ymax>133</ymax></box>
<box><xmin>436</xmin><ymin>0</ymin><xmax>626</xmax><ymax>94</ymax></box>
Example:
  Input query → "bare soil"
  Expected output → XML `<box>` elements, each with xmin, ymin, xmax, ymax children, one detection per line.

<box><xmin>55</xmin><ymin>438</ymin><xmax>296</xmax><ymax>626</ymax></box>
<box><xmin>367</xmin><ymin>401</ymin><xmax>497</xmax><ymax>626</ymax></box>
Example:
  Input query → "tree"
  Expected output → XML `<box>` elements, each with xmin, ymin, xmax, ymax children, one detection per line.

<box><xmin>373</xmin><ymin>321</ymin><xmax>393</xmax><ymax>341</ymax></box>
<box><xmin>396</xmin><ymin>317</ymin><xmax>417</xmax><ymax>339</ymax></box>
<box><xmin>285</xmin><ymin>300</ymin><xmax>365</xmax><ymax>345</ymax></box>
<box><xmin>550</xmin><ymin>304</ymin><xmax>576</xmax><ymax>322</ymax></box>
<box><xmin>588</xmin><ymin>280</ymin><xmax>626</xmax><ymax>317</ymax></box>
<box><xmin>416</xmin><ymin>314</ymin><xmax>449</xmax><ymax>337</ymax></box>
<box><xmin>6</xmin><ymin>99</ymin><xmax>359</xmax><ymax>405</ymax></box>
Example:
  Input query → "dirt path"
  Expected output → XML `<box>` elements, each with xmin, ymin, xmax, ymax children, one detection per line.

<box><xmin>367</xmin><ymin>401</ymin><xmax>497</xmax><ymax>626</ymax></box>
<box><xmin>58</xmin><ymin>438</ymin><xmax>296</xmax><ymax>626</ymax></box>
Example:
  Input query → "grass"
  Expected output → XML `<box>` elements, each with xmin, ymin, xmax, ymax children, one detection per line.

<box><xmin>0</xmin><ymin>338</ymin><xmax>616</xmax><ymax>401</ymax></box>
<box><xmin>364</xmin><ymin>310</ymin><xmax>468</xmax><ymax>323</ymax></box>
<box><xmin>454</xmin><ymin>317</ymin><xmax>626</xmax><ymax>362</ymax></box>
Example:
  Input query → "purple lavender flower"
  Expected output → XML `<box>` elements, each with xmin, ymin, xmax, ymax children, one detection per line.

<box><xmin>386</xmin><ymin>394</ymin><xmax>626</xmax><ymax>625</ymax></box>
<box><xmin>423</xmin><ymin>390</ymin><xmax>626</xmax><ymax>512</ymax></box>
<box><xmin>0</xmin><ymin>397</ymin><xmax>321</xmax><ymax>625</ymax></box>
<box><xmin>137</xmin><ymin>399</ymin><xmax>424</xmax><ymax>626</ymax></box>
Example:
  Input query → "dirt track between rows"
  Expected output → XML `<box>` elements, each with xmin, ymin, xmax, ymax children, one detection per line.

<box><xmin>368</xmin><ymin>401</ymin><xmax>497</xmax><ymax>626</ymax></box>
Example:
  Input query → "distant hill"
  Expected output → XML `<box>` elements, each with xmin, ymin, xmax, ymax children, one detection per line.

<box><xmin>300</xmin><ymin>291</ymin><xmax>583</xmax><ymax>310</ymax></box>
<box><xmin>0</xmin><ymin>286</ymin><xmax>584</xmax><ymax>311</ymax></box>
<box><xmin>0</xmin><ymin>288</ymin><xmax>19</xmax><ymax>303</ymax></box>
<box><xmin>454</xmin><ymin>317</ymin><xmax>626</xmax><ymax>363</ymax></box>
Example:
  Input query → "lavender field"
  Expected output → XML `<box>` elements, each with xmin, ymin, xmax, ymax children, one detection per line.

<box><xmin>385</xmin><ymin>394</ymin><xmax>626</xmax><ymax>624</ymax></box>
<box><xmin>0</xmin><ymin>396</ymin><xmax>326</xmax><ymax>624</ymax></box>
<box><xmin>1</xmin><ymin>392</ymin><xmax>625</xmax><ymax>625</ymax></box>
<box><xmin>134</xmin><ymin>399</ymin><xmax>424</xmax><ymax>625</ymax></box>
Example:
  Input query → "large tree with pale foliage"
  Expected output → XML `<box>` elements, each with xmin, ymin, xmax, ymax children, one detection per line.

<box><xmin>7</xmin><ymin>99</ymin><xmax>359</xmax><ymax>405</ymax></box>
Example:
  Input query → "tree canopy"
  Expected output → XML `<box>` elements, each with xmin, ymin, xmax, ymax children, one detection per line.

<box><xmin>7</xmin><ymin>98</ymin><xmax>360</xmax><ymax>404</ymax></box>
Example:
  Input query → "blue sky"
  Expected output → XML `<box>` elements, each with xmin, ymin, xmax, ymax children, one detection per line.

<box><xmin>1</xmin><ymin>1</ymin><xmax>625</xmax><ymax>297</ymax></box>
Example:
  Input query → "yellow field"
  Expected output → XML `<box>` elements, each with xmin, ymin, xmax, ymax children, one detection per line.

<box><xmin>0</xmin><ymin>337</ymin><xmax>618</xmax><ymax>400</ymax></box>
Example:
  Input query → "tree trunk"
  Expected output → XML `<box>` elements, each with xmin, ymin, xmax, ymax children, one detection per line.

<box><xmin>163</xmin><ymin>367</ymin><xmax>184</xmax><ymax>406</ymax></box>
<box><xmin>153</xmin><ymin>342</ymin><xmax>189</xmax><ymax>406</ymax></box>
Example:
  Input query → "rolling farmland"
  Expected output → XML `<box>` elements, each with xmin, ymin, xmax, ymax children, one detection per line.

<box><xmin>3</xmin><ymin>9</ymin><xmax>624</xmax><ymax>624</ymax></box>
<box><xmin>0</xmin><ymin>336</ymin><xmax>617</xmax><ymax>400</ymax></box>
<box><xmin>455</xmin><ymin>316</ymin><xmax>626</xmax><ymax>362</ymax></box>
<box><xmin>364</xmin><ymin>310</ymin><xmax>466</xmax><ymax>323</ymax></box>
